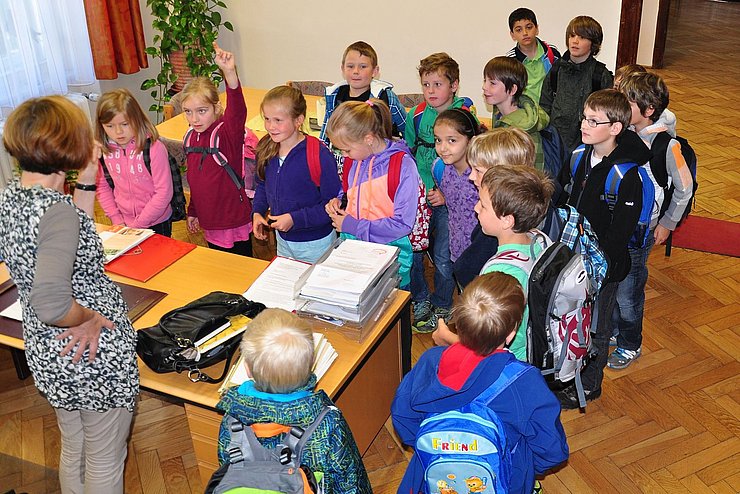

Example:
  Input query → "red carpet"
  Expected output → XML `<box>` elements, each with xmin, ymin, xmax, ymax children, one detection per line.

<box><xmin>671</xmin><ymin>215</ymin><xmax>740</xmax><ymax>257</ymax></box>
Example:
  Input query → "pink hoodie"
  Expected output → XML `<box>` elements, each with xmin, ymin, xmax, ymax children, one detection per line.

<box><xmin>96</xmin><ymin>138</ymin><xmax>173</xmax><ymax>228</ymax></box>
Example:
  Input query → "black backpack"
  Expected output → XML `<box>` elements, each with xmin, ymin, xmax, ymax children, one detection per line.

<box><xmin>649</xmin><ymin>131</ymin><xmax>698</xmax><ymax>225</ymax></box>
<box><xmin>100</xmin><ymin>138</ymin><xmax>187</xmax><ymax>222</ymax></box>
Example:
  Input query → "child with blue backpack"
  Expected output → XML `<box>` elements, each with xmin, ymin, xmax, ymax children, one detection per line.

<box><xmin>252</xmin><ymin>85</ymin><xmax>341</xmax><ymax>263</ymax></box>
<box><xmin>556</xmin><ymin>89</ymin><xmax>651</xmax><ymax>408</ymax></box>
<box><xmin>391</xmin><ymin>271</ymin><xmax>568</xmax><ymax>494</ymax></box>
<box><xmin>405</xmin><ymin>52</ymin><xmax>477</xmax><ymax>329</ymax></box>
<box><xmin>608</xmin><ymin>72</ymin><xmax>694</xmax><ymax>369</ymax></box>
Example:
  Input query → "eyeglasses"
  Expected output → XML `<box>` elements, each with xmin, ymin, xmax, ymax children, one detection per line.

<box><xmin>581</xmin><ymin>115</ymin><xmax>614</xmax><ymax>128</ymax></box>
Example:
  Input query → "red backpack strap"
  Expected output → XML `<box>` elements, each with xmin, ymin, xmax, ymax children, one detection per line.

<box><xmin>386</xmin><ymin>151</ymin><xmax>405</xmax><ymax>201</ymax></box>
<box><xmin>342</xmin><ymin>157</ymin><xmax>352</xmax><ymax>192</ymax></box>
<box><xmin>305</xmin><ymin>135</ymin><xmax>321</xmax><ymax>187</ymax></box>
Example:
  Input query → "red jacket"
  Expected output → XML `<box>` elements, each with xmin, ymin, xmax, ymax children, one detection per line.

<box><xmin>185</xmin><ymin>83</ymin><xmax>251</xmax><ymax>230</ymax></box>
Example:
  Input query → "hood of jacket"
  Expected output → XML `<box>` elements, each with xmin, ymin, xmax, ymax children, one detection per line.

<box><xmin>610</xmin><ymin>128</ymin><xmax>652</xmax><ymax>166</ymax></box>
<box><xmin>325</xmin><ymin>78</ymin><xmax>394</xmax><ymax>97</ymax></box>
<box><xmin>497</xmin><ymin>94</ymin><xmax>550</xmax><ymax>133</ymax></box>
<box><xmin>640</xmin><ymin>108</ymin><xmax>677</xmax><ymax>138</ymax></box>
<box><xmin>402</xmin><ymin>346</ymin><xmax>516</xmax><ymax>414</ymax></box>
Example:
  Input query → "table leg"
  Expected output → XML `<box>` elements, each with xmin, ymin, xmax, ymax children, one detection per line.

<box><xmin>400</xmin><ymin>298</ymin><xmax>412</xmax><ymax>376</ymax></box>
<box><xmin>11</xmin><ymin>348</ymin><xmax>31</xmax><ymax>380</ymax></box>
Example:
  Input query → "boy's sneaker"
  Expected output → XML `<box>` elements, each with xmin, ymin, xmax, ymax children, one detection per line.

<box><xmin>556</xmin><ymin>385</ymin><xmax>602</xmax><ymax>410</ymax></box>
<box><xmin>607</xmin><ymin>347</ymin><xmax>641</xmax><ymax>370</ymax></box>
<box><xmin>412</xmin><ymin>300</ymin><xmax>432</xmax><ymax>324</ymax></box>
<box><xmin>412</xmin><ymin>306</ymin><xmax>452</xmax><ymax>334</ymax></box>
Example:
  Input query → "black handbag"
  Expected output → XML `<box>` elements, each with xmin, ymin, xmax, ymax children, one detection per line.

<box><xmin>136</xmin><ymin>291</ymin><xmax>265</xmax><ymax>383</ymax></box>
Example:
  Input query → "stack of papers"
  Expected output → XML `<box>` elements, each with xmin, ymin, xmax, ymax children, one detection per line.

<box><xmin>219</xmin><ymin>333</ymin><xmax>338</xmax><ymax>394</ymax></box>
<box><xmin>299</xmin><ymin>239</ymin><xmax>400</xmax><ymax>324</ymax></box>
<box><xmin>242</xmin><ymin>257</ymin><xmax>312</xmax><ymax>312</ymax></box>
<box><xmin>98</xmin><ymin>226</ymin><xmax>155</xmax><ymax>263</ymax></box>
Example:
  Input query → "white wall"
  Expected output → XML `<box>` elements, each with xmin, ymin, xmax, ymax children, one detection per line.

<box><xmin>112</xmin><ymin>0</ymin><xmax>623</xmax><ymax>119</ymax></box>
<box><xmin>638</xmin><ymin>0</ymin><xmax>659</xmax><ymax>66</ymax></box>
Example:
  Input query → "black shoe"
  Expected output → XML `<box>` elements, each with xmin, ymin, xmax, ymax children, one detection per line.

<box><xmin>556</xmin><ymin>385</ymin><xmax>601</xmax><ymax>410</ymax></box>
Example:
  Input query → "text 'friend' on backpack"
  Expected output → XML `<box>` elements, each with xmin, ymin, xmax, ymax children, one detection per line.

<box><xmin>99</xmin><ymin>137</ymin><xmax>187</xmax><ymax>222</ymax></box>
<box><xmin>570</xmin><ymin>145</ymin><xmax>654</xmax><ymax>249</ymax></box>
<box><xmin>342</xmin><ymin>152</ymin><xmax>431</xmax><ymax>252</ymax></box>
<box><xmin>205</xmin><ymin>406</ymin><xmax>335</xmax><ymax>494</ymax></box>
<box><xmin>414</xmin><ymin>360</ymin><xmax>531</xmax><ymax>494</ymax></box>
<box><xmin>484</xmin><ymin>231</ymin><xmax>594</xmax><ymax>409</ymax></box>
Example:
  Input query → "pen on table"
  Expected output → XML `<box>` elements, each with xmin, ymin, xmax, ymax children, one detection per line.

<box><xmin>373</xmin><ymin>289</ymin><xmax>395</xmax><ymax>323</ymax></box>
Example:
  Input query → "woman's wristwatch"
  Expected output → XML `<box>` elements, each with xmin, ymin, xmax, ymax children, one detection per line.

<box><xmin>74</xmin><ymin>183</ymin><xmax>97</xmax><ymax>191</ymax></box>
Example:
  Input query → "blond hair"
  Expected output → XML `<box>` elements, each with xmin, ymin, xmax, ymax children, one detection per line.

<box><xmin>180</xmin><ymin>76</ymin><xmax>222</xmax><ymax>115</ymax></box>
<box><xmin>3</xmin><ymin>95</ymin><xmax>93</xmax><ymax>174</ymax></box>
<box><xmin>466</xmin><ymin>128</ymin><xmax>535</xmax><ymax>172</ymax></box>
<box><xmin>418</xmin><ymin>52</ymin><xmax>459</xmax><ymax>84</ymax></box>
<box><xmin>240</xmin><ymin>308</ymin><xmax>314</xmax><ymax>394</ymax></box>
<box><xmin>480</xmin><ymin>164</ymin><xmax>554</xmax><ymax>233</ymax></box>
<box><xmin>325</xmin><ymin>99</ymin><xmax>392</xmax><ymax>146</ymax></box>
<box><xmin>454</xmin><ymin>272</ymin><xmax>526</xmax><ymax>355</ymax></box>
<box><xmin>96</xmin><ymin>88</ymin><xmax>158</xmax><ymax>154</ymax></box>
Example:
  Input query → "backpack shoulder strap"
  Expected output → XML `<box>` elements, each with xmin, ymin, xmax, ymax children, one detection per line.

<box><xmin>341</xmin><ymin>157</ymin><xmax>353</xmax><ymax>192</ymax></box>
<box><xmin>305</xmin><ymin>135</ymin><xmax>322</xmax><ymax>187</ymax></box>
<box><xmin>570</xmin><ymin>145</ymin><xmax>587</xmax><ymax>178</ymax></box>
<box><xmin>98</xmin><ymin>155</ymin><xmax>115</xmax><ymax>190</ymax></box>
<box><xmin>549</xmin><ymin>63</ymin><xmax>560</xmax><ymax>93</ymax></box>
<box><xmin>285</xmin><ymin>405</ymin><xmax>336</xmax><ymax>462</ymax></box>
<box><xmin>431</xmin><ymin>158</ymin><xmax>445</xmax><ymax>188</ymax></box>
<box><xmin>475</xmin><ymin>360</ymin><xmax>531</xmax><ymax>405</ymax></box>
<box><xmin>142</xmin><ymin>137</ymin><xmax>153</xmax><ymax>175</ymax></box>
<box><xmin>386</xmin><ymin>151</ymin><xmax>406</xmax><ymax>202</ymax></box>
<box><xmin>412</xmin><ymin>102</ymin><xmax>427</xmax><ymax>134</ymax></box>
<box><xmin>225</xmin><ymin>416</ymin><xmax>269</xmax><ymax>464</ymax></box>
<box><xmin>649</xmin><ymin>131</ymin><xmax>672</xmax><ymax>188</ymax></box>
<box><xmin>592</xmin><ymin>62</ymin><xmax>608</xmax><ymax>92</ymax></box>
<box><xmin>604</xmin><ymin>162</ymin><xmax>640</xmax><ymax>211</ymax></box>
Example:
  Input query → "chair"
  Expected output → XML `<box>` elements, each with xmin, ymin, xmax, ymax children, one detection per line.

<box><xmin>396</xmin><ymin>93</ymin><xmax>425</xmax><ymax>108</ymax></box>
<box><xmin>286</xmin><ymin>80</ymin><xmax>333</xmax><ymax>96</ymax></box>
<box><xmin>163</xmin><ymin>92</ymin><xmax>185</xmax><ymax>121</ymax></box>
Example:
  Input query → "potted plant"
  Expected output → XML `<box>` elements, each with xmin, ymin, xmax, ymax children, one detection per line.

<box><xmin>141</xmin><ymin>0</ymin><xmax>233</xmax><ymax>120</ymax></box>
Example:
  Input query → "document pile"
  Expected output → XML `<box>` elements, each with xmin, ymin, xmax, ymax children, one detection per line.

<box><xmin>298</xmin><ymin>239</ymin><xmax>400</xmax><ymax>324</ymax></box>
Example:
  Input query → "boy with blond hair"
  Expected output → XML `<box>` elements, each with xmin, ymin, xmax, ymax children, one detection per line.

<box><xmin>436</xmin><ymin>164</ymin><xmax>554</xmax><ymax>362</ymax></box>
<box><xmin>405</xmin><ymin>52</ymin><xmax>478</xmax><ymax>329</ymax></box>
<box><xmin>540</xmin><ymin>15</ymin><xmax>614</xmax><ymax>152</ymax></box>
<box><xmin>216</xmin><ymin>308</ymin><xmax>371</xmax><ymax>493</ymax></box>
<box><xmin>506</xmin><ymin>7</ymin><xmax>561</xmax><ymax>102</ymax></box>
<box><xmin>556</xmin><ymin>89</ymin><xmax>650</xmax><ymax>407</ymax></box>
<box><xmin>607</xmin><ymin>73</ymin><xmax>693</xmax><ymax>369</ymax></box>
<box><xmin>320</xmin><ymin>41</ymin><xmax>406</xmax><ymax>150</ymax></box>
<box><xmin>392</xmin><ymin>271</ymin><xmax>568</xmax><ymax>494</ymax></box>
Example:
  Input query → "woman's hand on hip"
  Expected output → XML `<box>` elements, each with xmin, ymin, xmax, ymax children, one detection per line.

<box><xmin>56</xmin><ymin>309</ymin><xmax>114</xmax><ymax>363</ymax></box>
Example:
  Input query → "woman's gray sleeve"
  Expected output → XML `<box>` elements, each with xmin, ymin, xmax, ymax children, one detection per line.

<box><xmin>30</xmin><ymin>203</ymin><xmax>81</xmax><ymax>325</ymax></box>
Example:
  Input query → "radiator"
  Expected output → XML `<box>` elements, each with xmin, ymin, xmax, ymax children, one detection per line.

<box><xmin>0</xmin><ymin>93</ymin><xmax>93</xmax><ymax>190</ymax></box>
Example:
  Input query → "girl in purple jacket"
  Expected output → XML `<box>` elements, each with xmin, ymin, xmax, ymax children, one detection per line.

<box><xmin>95</xmin><ymin>88</ymin><xmax>174</xmax><ymax>236</ymax></box>
<box><xmin>252</xmin><ymin>86</ymin><xmax>341</xmax><ymax>263</ymax></box>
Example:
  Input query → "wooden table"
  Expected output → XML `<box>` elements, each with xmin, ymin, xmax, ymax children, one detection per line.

<box><xmin>0</xmin><ymin>248</ymin><xmax>411</xmax><ymax>483</ymax></box>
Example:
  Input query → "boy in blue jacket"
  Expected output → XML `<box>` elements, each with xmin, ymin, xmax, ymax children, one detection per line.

<box><xmin>392</xmin><ymin>272</ymin><xmax>568</xmax><ymax>494</ymax></box>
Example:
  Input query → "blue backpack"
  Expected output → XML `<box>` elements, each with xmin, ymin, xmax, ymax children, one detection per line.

<box><xmin>414</xmin><ymin>360</ymin><xmax>531</xmax><ymax>494</ymax></box>
<box><xmin>570</xmin><ymin>145</ymin><xmax>654</xmax><ymax>249</ymax></box>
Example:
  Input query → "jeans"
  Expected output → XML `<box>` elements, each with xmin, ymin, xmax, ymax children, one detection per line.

<box><xmin>613</xmin><ymin>233</ymin><xmax>655</xmax><ymax>351</ymax></box>
<box><xmin>581</xmin><ymin>280</ymin><xmax>619</xmax><ymax>394</ymax></box>
<box><xmin>409</xmin><ymin>205</ymin><xmax>454</xmax><ymax>308</ymax></box>
<box><xmin>277</xmin><ymin>230</ymin><xmax>336</xmax><ymax>264</ymax></box>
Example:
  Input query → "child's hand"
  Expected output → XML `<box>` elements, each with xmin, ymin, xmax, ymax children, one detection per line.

<box><xmin>213</xmin><ymin>41</ymin><xmax>238</xmax><ymax>88</ymax></box>
<box><xmin>654</xmin><ymin>224</ymin><xmax>671</xmax><ymax>245</ymax></box>
<box><xmin>328</xmin><ymin>210</ymin><xmax>347</xmax><ymax>232</ymax></box>
<box><xmin>427</xmin><ymin>187</ymin><xmax>445</xmax><ymax>207</ymax></box>
<box><xmin>325</xmin><ymin>197</ymin><xmax>343</xmax><ymax>215</ymax></box>
<box><xmin>268</xmin><ymin>213</ymin><xmax>294</xmax><ymax>233</ymax></box>
<box><xmin>432</xmin><ymin>319</ymin><xmax>459</xmax><ymax>346</ymax></box>
<box><xmin>187</xmin><ymin>216</ymin><xmax>201</xmax><ymax>234</ymax></box>
<box><xmin>252</xmin><ymin>213</ymin><xmax>269</xmax><ymax>240</ymax></box>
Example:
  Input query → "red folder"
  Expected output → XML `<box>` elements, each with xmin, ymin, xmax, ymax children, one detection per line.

<box><xmin>104</xmin><ymin>234</ymin><xmax>196</xmax><ymax>282</ymax></box>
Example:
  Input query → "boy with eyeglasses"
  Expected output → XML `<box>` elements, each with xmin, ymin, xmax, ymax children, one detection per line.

<box><xmin>556</xmin><ymin>89</ymin><xmax>651</xmax><ymax>409</ymax></box>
